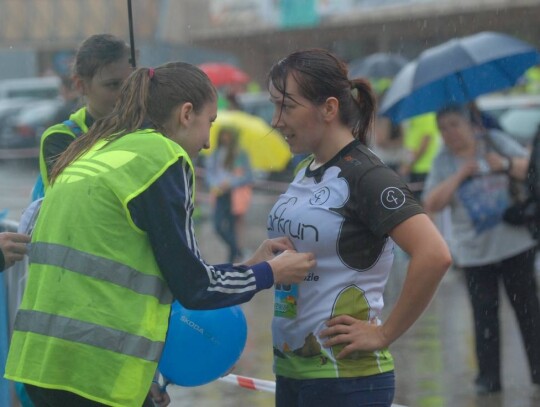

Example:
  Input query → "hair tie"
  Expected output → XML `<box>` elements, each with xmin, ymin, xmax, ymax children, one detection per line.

<box><xmin>148</xmin><ymin>68</ymin><xmax>155</xmax><ymax>79</ymax></box>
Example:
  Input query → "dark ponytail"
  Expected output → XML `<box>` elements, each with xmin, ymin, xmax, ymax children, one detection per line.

<box><xmin>349</xmin><ymin>79</ymin><xmax>376</xmax><ymax>144</ymax></box>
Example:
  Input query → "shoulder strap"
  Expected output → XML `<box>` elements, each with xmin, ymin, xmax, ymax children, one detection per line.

<box><xmin>62</xmin><ymin>119</ymin><xmax>83</xmax><ymax>137</ymax></box>
<box><xmin>482</xmin><ymin>132</ymin><xmax>526</xmax><ymax>200</ymax></box>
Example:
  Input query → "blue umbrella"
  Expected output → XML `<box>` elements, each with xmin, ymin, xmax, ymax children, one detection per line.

<box><xmin>380</xmin><ymin>31</ymin><xmax>540</xmax><ymax>123</ymax></box>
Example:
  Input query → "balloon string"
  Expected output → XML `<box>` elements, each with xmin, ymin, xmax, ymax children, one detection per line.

<box><xmin>160</xmin><ymin>378</ymin><xmax>171</xmax><ymax>393</ymax></box>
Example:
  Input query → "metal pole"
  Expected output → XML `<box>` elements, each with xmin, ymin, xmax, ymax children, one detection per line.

<box><xmin>127</xmin><ymin>0</ymin><xmax>137</xmax><ymax>68</ymax></box>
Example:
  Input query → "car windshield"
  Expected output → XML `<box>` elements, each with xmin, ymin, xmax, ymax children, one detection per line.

<box><xmin>499</xmin><ymin>108</ymin><xmax>540</xmax><ymax>141</ymax></box>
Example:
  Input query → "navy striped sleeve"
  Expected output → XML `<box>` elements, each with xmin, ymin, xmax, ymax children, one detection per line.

<box><xmin>127</xmin><ymin>157</ymin><xmax>274</xmax><ymax>309</ymax></box>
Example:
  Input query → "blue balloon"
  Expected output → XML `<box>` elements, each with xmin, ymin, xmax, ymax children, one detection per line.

<box><xmin>158</xmin><ymin>301</ymin><xmax>248</xmax><ymax>387</ymax></box>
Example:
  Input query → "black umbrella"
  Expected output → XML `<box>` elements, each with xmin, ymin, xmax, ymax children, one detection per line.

<box><xmin>348</xmin><ymin>52</ymin><xmax>408</xmax><ymax>79</ymax></box>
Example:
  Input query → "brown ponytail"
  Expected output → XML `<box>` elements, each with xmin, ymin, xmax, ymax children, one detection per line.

<box><xmin>50</xmin><ymin>63</ymin><xmax>216</xmax><ymax>184</ymax></box>
<box><xmin>349</xmin><ymin>78</ymin><xmax>376</xmax><ymax>144</ymax></box>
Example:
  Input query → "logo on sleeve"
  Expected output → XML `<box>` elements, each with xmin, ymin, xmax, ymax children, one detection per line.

<box><xmin>380</xmin><ymin>187</ymin><xmax>406</xmax><ymax>210</ymax></box>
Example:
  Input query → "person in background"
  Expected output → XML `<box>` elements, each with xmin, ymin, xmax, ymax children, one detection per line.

<box><xmin>38</xmin><ymin>33</ymin><xmax>133</xmax><ymax>195</ymax></box>
<box><xmin>266</xmin><ymin>48</ymin><xmax>451</xmax><ymax>407</ymax></box>
<box><xmin>205</xmin><ymin>127</ymin><xmax>254</xmax><ymax>262</ymax></box>
<box><xmin>399</xmin><ymin>112</ymin><xmax>440</xmax><ymax>199</ymax></box>
<box><xmin>4</xmin><ymin>61</ymin><xmax>315</xmax><ymax>407</ymax></box>
<box><xmin>0</xmin><ymin>232</ymin><xmax>30</xmax><ymax>272</ymax></box>
<box><xmin>422</xmin><ymin>104</ymin><xmax>540</xmax><ymax>394</ymax></box>
<box><xmin>0</xmin><ymin>227</ymin><xmax>31</xmax><ymax>407</ymax></box>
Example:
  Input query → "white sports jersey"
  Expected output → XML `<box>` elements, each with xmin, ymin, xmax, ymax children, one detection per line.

<box><xmin>268</xmin><ymin>140</ymin><xmax>424</xmax><ymax>379</ymax></box>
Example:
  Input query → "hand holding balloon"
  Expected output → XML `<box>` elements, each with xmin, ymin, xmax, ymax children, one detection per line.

<box><xmin>148</xmin><ymin>381</ymin><xmax>170</xmax><ymax>407</ymax></box>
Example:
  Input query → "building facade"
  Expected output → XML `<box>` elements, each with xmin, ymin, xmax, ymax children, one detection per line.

<box><xmin>0</xmin><ymin>0</ymin><xmax>539</xmax><ymax>84</ymax></box>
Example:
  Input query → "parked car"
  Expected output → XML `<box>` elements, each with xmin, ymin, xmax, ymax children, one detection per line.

<box><xmin>477</xmin><ymin>93</ymin><xmax>540</xmax><ymax>146</ymax></box>
<box><xmin>0</xmin><ymin>97</ymin><xmax>38</xmax><ymax>132</ymax></box>
<box><xmin>0</xmin><ymin>76</ymin><xmax>60</xmax><ymax>100</ymax></box>
<box><xmin>0</xmin><ymin>98</ymin><xmax>64</xmax><ymax>151</ymax></box>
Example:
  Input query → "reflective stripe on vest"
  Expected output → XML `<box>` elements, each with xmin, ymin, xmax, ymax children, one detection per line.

<box><xmin>30</xmin><ymin>242</ymin><xmax>173</xmax><ymax>305</ymax></box>
<box><xmin>14</xmin><ymin>309</ymin><xmax>163</xmax><ymax>362</ymax></box>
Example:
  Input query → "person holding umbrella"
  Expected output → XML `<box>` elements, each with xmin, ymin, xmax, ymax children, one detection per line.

<box><xmin>398</xmin><ymin>112</ymin><xmax>441</xmax><ymax>200</ymax></box>
<box><xmin>4</xmin><ymin>62</ymin><xmax>316</xmax><ymax>407</ymax></box>
<box><xmin>266</xmin><ymin>48</ymin><xmax>452</xmax><ymax>407</ymax></box>
<box><xmin>422</xmin><ymin>104</ymin><xmax>540</xmax><ymax>394</ymax></box>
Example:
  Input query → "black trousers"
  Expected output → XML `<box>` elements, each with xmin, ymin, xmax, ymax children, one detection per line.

<box><xmin>25</xmin><ymin>383</ymin><xmax>155</xmax><ymax>407</ymax></box>
<box><xmin>463</xmin><ymin>248</ymin><xmax>540</xmax><ymax>385</ymax></box>
<box><xmin>213</xmin><ymin>191</ymin><xmax>239</xmax><ymax>263</ymax></box>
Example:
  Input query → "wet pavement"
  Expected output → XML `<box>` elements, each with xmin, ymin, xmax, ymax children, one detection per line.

<box><xmin>1</xmin><ymin>159</ymin><xmax>540</xmax><ymax>407</ymax></box>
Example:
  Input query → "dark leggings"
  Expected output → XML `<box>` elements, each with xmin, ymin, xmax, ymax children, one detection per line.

<box><xmin>463</xmin><ymin>248</ymin><xmax>540</xmax><ymax>385</ymax></box>
<box><xmin>24</xmin><ymin>384</ymin><xmax>154</xmax><ymax>407</ymax></box>
<box><xmin>213</xmin><ymin>191</ymin><xmax>239</xmax><ymax>262</ymax></box>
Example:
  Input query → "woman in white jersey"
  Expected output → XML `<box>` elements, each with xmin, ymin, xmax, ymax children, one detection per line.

<box><xmin>266</xmin><ymin>48</ymin><xmax>452</xmax><ymax>407</ymax></box>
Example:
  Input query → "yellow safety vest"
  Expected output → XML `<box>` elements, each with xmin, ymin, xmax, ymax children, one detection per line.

<box><xmin>39</xmin><ymin>107</ymin><xmax>89</xmax><ymax>189</ymax></box>
<box><xmin>6</xmin><ymin>129</ymin><xmax>193</xmax><ymax>407</ymax></box>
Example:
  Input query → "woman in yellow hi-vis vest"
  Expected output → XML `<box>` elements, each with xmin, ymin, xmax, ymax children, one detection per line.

<box><xmin>4</xmin><ymin>62</ymin><xmax>316</xmax><ymax>407</ymax></box>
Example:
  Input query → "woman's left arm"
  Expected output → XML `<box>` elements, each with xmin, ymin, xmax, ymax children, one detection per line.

<box><xmin>321</xmin><ymin>214</ymin><xmax>452</xmax><ymax>357</ymax></box>
<box><xmin>378</xmin><ymin>213</ymin><xmax>452</xmax><ymax>344</ymax></box>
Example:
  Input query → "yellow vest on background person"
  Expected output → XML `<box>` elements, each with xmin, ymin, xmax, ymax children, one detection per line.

<box><xmin>524</xmin><ymin>66</ymin><xmax>540</xmax><ymax>94</ymax></box>
<box><xmin>403</xmin><ymin>112</ymin><xmax>440</xmax><ymax>175</ymax></box>
<box><xmin>38</xmin><ymin>107</ymin><xmax>89</xmax><ymax>190</ymax></box>
<box><xmin>5</xmin><ymin>130</ymin><xmax>192</xmax><ymax>407</ymax></box>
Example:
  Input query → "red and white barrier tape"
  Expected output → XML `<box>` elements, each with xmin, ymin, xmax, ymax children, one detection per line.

<box><xmin>218</xmin><ymin>374</ymin><xmax>275</xmax><ymax>393</ymax></box>
<box><xmin>217</xmin><ymin>374</ymin><xmax>408</xmax><ymax>407</ymax></box>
